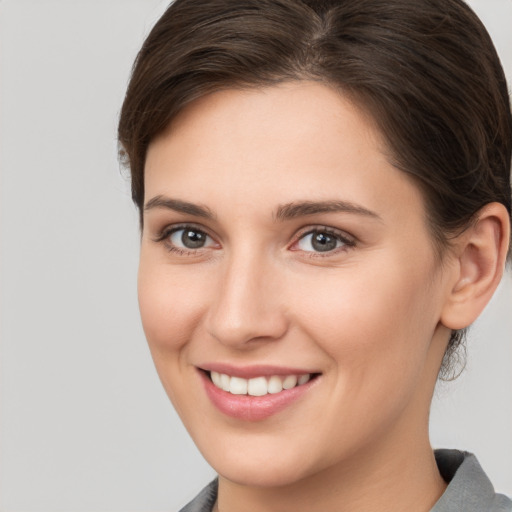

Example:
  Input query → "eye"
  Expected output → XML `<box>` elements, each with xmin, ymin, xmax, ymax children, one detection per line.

<box><xmin>170</xmin><ymin>227</ymin><xmax>213</xmax><ymax>249</ymax></box>
<box><xmin>295</xmin><ymin>229</ymin><xmax>354</xmax><ymax>253</ymax></box>
<box><xmin>155</xmin><ymin>225</ymin><xmax>218</xmax><ymax>253</ymax></box>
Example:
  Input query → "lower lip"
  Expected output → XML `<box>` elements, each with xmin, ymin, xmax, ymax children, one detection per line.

<box><xmin>200</xmin><ymin>371</ymin><xmax>317</xmax><ymax>421</ymax></box>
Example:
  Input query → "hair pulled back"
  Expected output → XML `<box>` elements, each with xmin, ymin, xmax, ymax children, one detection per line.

<box><xmin>118</xmin><ymin>0</ymin><xmax>512</xmax><ymax>378</ymax></box>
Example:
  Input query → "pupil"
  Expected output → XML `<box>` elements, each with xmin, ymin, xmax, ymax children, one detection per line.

<box><xmin>182</xmin><ymin>229</ymin><xmax>205</xmax><ymax>249</ymax></box>
<box><xmin>312</xmin><ymin>232</ymin><xmax>337</xmax><ymax>252</ymax></box>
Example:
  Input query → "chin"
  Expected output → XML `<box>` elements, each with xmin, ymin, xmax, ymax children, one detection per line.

<box><xmin>214</xmin><ymin>457</ymin><xmax>313</xmax><ymax>488</ymax></box>
<box><xmin>196</xmin><ymin>434</ymin><xmax>327</xmax><ymax>488</ymax></box>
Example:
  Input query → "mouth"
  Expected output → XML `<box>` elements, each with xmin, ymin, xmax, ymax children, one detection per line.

<box><xmin>208</xmin><ymin>370</ymin><xmax>316</xmax><ymax>396</ymax></box>
<box><xmin>198</xmin><ymin>366</ymin><xmax>321</xmax><ymax>421</ymax></box>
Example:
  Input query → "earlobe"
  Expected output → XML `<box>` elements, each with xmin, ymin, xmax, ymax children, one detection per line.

<box><xmin>441</xmin><ymin>203</ymin><xmax>510</xmax><ymax>331</ymax></box>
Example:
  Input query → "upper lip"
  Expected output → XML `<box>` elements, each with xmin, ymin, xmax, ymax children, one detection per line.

<box><xmin>198</xmin><ymin>363</ymin><xmax>319</xmax><ymax>379</ymax></box>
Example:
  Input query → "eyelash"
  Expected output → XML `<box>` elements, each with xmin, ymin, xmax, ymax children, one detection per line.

<box><xmin>153</xmin><ymin>224</ymin><xmax>216</xmax><ymax>256</ymax></box>
<box><xmin>291</xmin><ymin>226</ymin><xmax>356</xmax><ymax>258</ymax></box>
<box><xmin>153</xmin><ymin>224</ymin><xmax>356</xmax><ymax>257</ymax></box>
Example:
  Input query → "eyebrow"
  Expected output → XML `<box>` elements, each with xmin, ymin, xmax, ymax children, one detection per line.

<box><xmin>144</xmin><ymin>195</ymin><xmax>215</xmax><ymax>219</ymax></box>
<box><xmin>274</xmin><ymin>200</ymin><xmax>382</xmax><ymax>222</ymax></box>
<box><xmin>144</xmin><ymin>195</ymin><xmax>381</xmax><ymax>222</ymax></box>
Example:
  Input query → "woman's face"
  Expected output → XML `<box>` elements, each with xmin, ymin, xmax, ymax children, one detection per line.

<box><xmin>139</xmin><ymin>82</ymin><xmax>454</xmax><ymax>486</ymax></box>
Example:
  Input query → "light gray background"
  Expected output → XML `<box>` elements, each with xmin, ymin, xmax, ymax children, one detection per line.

<box><xmin>0</xmin><ymin>1</ymin><xmax>510</xmax><ymax>510</ymax></box>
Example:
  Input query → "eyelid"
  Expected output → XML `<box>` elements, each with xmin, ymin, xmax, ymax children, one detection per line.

<box><xmin>151</xmin><ymin>222</ymin><xmax>356</xmax><ymax>256</ymax></box>
<box><xmin>153</xmin><ymin>222</ymin><xmax>220</xmax><ymax>253</ymax></box>
<box><xmin>153</xmin><ymin>222</ymin><xmax>211</xmax><ymax>241</ymax></box>
<box><xmin>289</xmin><ymin>225</ymin><xmax>356</xmax><ymax>254</ymax></box>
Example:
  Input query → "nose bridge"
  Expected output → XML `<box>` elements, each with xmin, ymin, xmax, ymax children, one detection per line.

<box><xmin>205</xmin><ymin>244</ymin><xmax>287</xmax><ymax>347</ymax></box>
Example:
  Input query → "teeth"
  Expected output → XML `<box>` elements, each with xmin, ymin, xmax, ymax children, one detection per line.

<box><xmin>209</xmin><ymin>372</ymin><xmax>313</xmax><ymax>396</ymax></box>
<box><xmin>220</xmin><ymin>373</ymin><xmax>231</xmax><ymax>392</ymax></box>
<box><xmin>230</xmin><ymin>376</ymin><xmax>248</xmax><ymax>395</ymax></box>
<box><xmin>248</xmin><ymin>377</ymin><xmax>267</xmax><ymax>396</ymax></box>
<box><xmin>282</xmin><ymin>375</ymin><xmax>298</xmax><ymax>389</ymax></box>
<box><xmin>298</xmin><ymin>374</ymin><xmax>311</xmax><ymax>385</ymax></box>
<box><xmin>267</xmin><ymin>375</ymin><xmax>283</xmax><ymax>394</ymax></box>
<box><xmin>211</xmin><ymin>371</ymin><xmax>222</xmax><ymax>387</ymax></box>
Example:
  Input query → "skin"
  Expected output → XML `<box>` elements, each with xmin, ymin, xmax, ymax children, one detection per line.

<box><xmin>138</xmin><ymin>82</ymin><xmax>509</xmax><ymax>512</ymax></box>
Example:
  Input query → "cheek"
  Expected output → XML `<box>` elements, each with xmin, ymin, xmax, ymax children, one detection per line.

<box><xmin>281</xmin><ymin>264</ymin><xmax>441</xmax><ymax>460</ymax></box>
<box><xmin>137</xmin><ymin>262</ymin><xmax>208</xmax><ymax>354</ymax></box>
<box><xmin>137</xmin><ymin>261</ymin><xmax>211</xmax><ymax>420</ymax></box>
<box><xmin>292</xmin><ymin>259</ymin><xmax>439</xmax><ymax>389</ymax></box>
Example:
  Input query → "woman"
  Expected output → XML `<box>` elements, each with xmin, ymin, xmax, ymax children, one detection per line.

<box><xmin>118</xmin><ymin>0</ymin><xmax>512</xmax><ymax>510</ymax></box>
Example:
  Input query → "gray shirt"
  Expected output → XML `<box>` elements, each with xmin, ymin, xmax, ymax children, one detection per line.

<box><xmin>179</xmin><ymin>449</ymin><xmax>512</xmax><ymax>512</ymax></box>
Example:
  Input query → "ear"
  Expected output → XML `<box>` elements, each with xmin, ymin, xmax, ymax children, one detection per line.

<box><xmin>441</xmin><ymin>202</ymin><xmax>511</xmax><ymax>331</ymax></box>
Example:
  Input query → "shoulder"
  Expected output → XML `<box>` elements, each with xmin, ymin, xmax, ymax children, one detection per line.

<box><xmin>432</xmin><ymin>449</ymin><xmax>512</xmax><ymax>512</ymax></box>
<box><xmin>179</xmin><ymin>478</ymin><xmax>218</xmax><ymax>512</ymax></box>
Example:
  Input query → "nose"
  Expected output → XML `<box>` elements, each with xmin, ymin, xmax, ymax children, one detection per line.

<box><xmin>204</xmin><ymin>251</ymin><xmax>288</xmax><ymax>348</ymax></box>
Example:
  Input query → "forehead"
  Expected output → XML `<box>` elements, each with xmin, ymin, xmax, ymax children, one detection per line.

<box><xmin>144</xmin><ymin>82</ymin><xmax>426</xmax><ymax>225</ymax></box>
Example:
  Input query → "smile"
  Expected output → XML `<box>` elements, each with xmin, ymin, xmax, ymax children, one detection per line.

<box><xmin>210</xmin><ymin>371</ymin><xmax>312</xmax><ymax>396</ymax></box>
<box><xmin>200</xmin><ymin>367</ymin><xmax>320</xmax><ymax>421</ymax></box>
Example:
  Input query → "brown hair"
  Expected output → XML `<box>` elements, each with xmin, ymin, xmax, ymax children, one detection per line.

<box><xmin>118</xmin><ymin>0</ymin><xmax>512</xmax><ymax>378</ymax></box>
